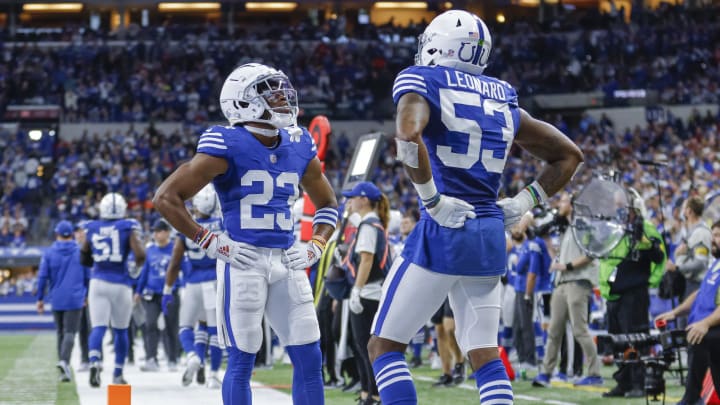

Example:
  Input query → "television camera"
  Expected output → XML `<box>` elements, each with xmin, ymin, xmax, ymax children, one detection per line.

<box><xmin>596</xmin><ymin>319</ymin><xmax>688</xmax><ymax>405</ymax></box>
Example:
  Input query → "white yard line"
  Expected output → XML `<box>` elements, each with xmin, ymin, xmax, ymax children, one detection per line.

<box><xmin>72</xmin><ymin>333</ymin><xmax>292</xmax><ymax>405</ymax></box>
<box><xmin>0</xmin><ymin>335</ymin><xmax>58</xmax><ymax>404</ymax></box>
<box><xmin>414</xmin><ymin>375</ymin><xmax>577</xmax><ymax>405</ymax></box>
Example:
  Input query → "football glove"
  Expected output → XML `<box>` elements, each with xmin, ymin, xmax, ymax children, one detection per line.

<box><xmin>498</xmin><ymin>182</ymin><xmax>547</xmax><ymax>231</ymax></box>
<box><xmin>196</xmin><ymin>229</ymin><xmax>259</xmax><ymax>268</ymax></box>
<box><xmin>425</xmin><ymin>195</ymin><xmax>476</xmax><ymax>229</ymax></box>
<box><xmin>284</xmin><ymin>236</ymin><xmax>326</xmax><ymax>272</ymax></box>
<box><xmin>349</xmin><ymin>287</ymin><xmax>364</xmax><ymax>314</ymax></box>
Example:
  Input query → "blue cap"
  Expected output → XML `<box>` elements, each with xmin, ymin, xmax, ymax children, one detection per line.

<box><xmin>342</xmin><ymin>181</ymin><xmax>382</xmax><ymax>201</ymax></box>
<box><xmin>54</xmin><ymin>220</ymin><xmax>74</xmax><ymax>237</ymax></box>
<box><xmin>152</xmin><ymin>218</ymin><xmax>171</xmax><ymax>232</ymax></box>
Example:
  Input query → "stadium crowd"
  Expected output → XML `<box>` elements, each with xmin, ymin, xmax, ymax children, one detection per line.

<box><xmin>1</xmin><ymin>4</ymin><xmax>719</xmax><ymax>123</ymax></box>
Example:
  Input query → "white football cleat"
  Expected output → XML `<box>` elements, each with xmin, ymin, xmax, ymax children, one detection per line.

<box><xmin>182</xmin><ymin>354</ymin><xmax>202</xmax><ymax>386</ymax></box>
<box><xmin>207</xmin><ymin>373</ymin><xmax>221</xmax><ymax>389</ymax></box>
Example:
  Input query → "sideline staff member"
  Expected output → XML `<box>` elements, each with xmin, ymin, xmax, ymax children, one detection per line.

<box><xmin>656</xmin><ymin>220</ymin><xmax>720</xmax><ymax>405</ymax></box>
<box><xmin>36</xmin><ymin>220</ymin><xmax>90</xmax><ymax>382</ymax></box>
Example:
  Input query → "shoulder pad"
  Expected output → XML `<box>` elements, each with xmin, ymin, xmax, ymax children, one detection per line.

<box><xmin>283</xmin><ymin>126</ymin><xmax>317</xmax><ymax>160</ymax></box>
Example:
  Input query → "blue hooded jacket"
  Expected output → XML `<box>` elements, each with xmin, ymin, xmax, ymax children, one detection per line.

<box><xmin>36</xmin><ymin>240</ymin><xmax>89</xmax><ymax>311</ymax></box>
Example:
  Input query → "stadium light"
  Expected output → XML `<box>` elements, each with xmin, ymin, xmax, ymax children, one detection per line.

<box><xmin>22</xmin><ymin>3</ymin><xmax>83</xmax><ymax>12</ymax></box>
<box><xmin>496</xmin><ymin>13</ymin><xmax>506</xmax><ymax>23</ymax></box>
<box><xmin>28</xmin><ymin>130</ymin><xmax>43</xmax><ymax>141</ymax></box>
<box><xmin>157</xmin><ymin>2</ymin><xmax>221</xmax><ymax>12</ymax></box>
<box><xmin>373</xmin><ymin>2</ymin><xmax>428</xmax><ymax>9</ymax></box>
<box><xmin>245</xmin><ymin>2</ymin><xmax>298</xmax><ymax>11</ymax></box>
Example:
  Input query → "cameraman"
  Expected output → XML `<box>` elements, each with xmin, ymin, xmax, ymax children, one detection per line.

<box><xmin>600</xmin><ymin>194</ymin><xmax>666</xmax><ymax>398</ymax></box>
<box><xmin>656</xmin><ymin>220</ymin><xmax>720</xmax><ymax>405</ymax></box>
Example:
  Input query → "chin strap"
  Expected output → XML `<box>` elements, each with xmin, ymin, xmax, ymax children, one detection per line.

<box><xmin>244</xmin><ymin>125</ymin><xmax>278</xmax><ymax>137</ymax></box>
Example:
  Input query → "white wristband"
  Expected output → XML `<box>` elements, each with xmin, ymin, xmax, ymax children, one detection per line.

<box><xmin>163</xmin><ymin>285</ymin><xmax>173</xmax><ymax>295</ymax></box>
<box><xmin>413</xmin><ymin>179</ymin><xmax>438</xmax><ymax>202</ymax></box>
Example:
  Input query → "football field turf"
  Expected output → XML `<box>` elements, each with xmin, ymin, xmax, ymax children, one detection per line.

<box><xmin>0</xmin><ymin>333</ymin><xmax>687</xmax><ymax>404</ymax></box>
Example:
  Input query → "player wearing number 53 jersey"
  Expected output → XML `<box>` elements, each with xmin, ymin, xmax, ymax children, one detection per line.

<box><xmin>80</xmin><ymin>192</ymin><xmax>146</xmax><ymax>388</ymax></box>
<box><xmin>154</xmin><ymin>63</ymin><xmax>338</xmax><ymax>405</ymax></box>
<box><xmin>367</xmin><ymin>10</ymin><xmax>584</xmax><ymax>405</ymax></box>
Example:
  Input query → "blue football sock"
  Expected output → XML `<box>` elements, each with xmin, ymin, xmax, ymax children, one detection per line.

<box><xmin>372</xmin><ymin>351</ymin><xmax>416</xmax><ymax>405</ymax></box>
<box><xmin>179</xmin><ymin>326</ymin><xmax>195</xmax><ymax>355</ymax></box>
<box><xmin>286</xmin><ymin>341</ymin><xmax>324</xmax><ymax>405</ymax></box>
<box><xmin>222</xmin><ymin>347</ymin><xmax>255</xmax><ymax>405</ymax></box>
<box><xmin>88</xmin><ymin>326</ymin><xmax>107</xmax><ymax>363</ymax></box>
<box><xmin>195</xmin><ymin>324</ymin><xmax>208</xmax><ymax>365</ymax></box>
<box><xmin>112</xmin><ymin>328</ymin><xmax>128</xmax><ymax>377</ymax></box>
<box><xmin>473</xmin><ymin>359</ymin><xmax>513</xmax><ymax>404</ymax></box>
<box><xmin>208</xmin><ymin>327</ymin><xmax>222</xmax><ymax>372</ymax></box>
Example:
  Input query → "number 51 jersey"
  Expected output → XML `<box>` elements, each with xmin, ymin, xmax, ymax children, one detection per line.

<box><xmin>85</xmin><ymin>218</ymin><xmax>142</xmax><ymax>286</ymax></box>
<box><xmin>393</xmin><ymin>65</ymin><xmax>520</xmax><ymax>277</ymax></box>
<box><xmin>196</xmin><ymin>125</ymin><xmax>317</xmax><ymax>249</ymax></box>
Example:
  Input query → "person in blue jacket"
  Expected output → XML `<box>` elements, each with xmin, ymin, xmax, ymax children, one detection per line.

<box><xmin>134</xmin><ymin>218</ymin><xmax>180</xmax><ymax>371</ymax></box>
<box><xmin>36</xmin><ymin>220</ymin><xmax>89</xmax><ymax>382</ymax></box>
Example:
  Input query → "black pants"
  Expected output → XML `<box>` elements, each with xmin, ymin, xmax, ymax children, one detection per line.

<box><xmin>334</xmin><ymin>299</ymin><xmax>358</xmax><ymax>383</ymax></box>
<box><xmin>53</xmin><ymin>309</ymin><xmax>83</xmax><ymax>363</ymax></box>
<box><xmin>607</xmin><ymin>287</ymin><xmax>649</xmax><ymax>392</ymax></box>
<box><xmin>317</xmin><ymin>290</ymin><xmax>338</xmax><ymax>383</ymax></box>
<box><xmin>350</xmin><ymin>297</ymin><xmax>379</xmax><ymax>396</ymax></box>
<box><xmin>513</xmin><ymin>293</ymin><xmax>536</xmax><ymax>365</ymax></box>
<box><xmin>682</xmin><ymin>326</ymin><xmax>720</xmax><ymax>403</ymax></box>
<box><xmin>78</xmin><ymin>306</ymin><xmax>90</xmax><ymax>363</ymax></box>
<box><xmin>143</xmin><ymin>293</ymin><xmax>180</xmax><ymax>363</ymax></box>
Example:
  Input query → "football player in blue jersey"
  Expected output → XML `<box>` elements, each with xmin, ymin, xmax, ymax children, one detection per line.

<box><xmin>80</xmin><ymin>192</ymin><xmax>146</xmax><ymax>387</ymax></box>
<box><xmin>154</xmin><ymin>62</ymin><xmax>338</xmax><ymax>405</ymax></box>
<box><xmin>163</xmin><ymin>183</ymin><xmax>225</xmax><ymax>389</ymax></box>
<box><xmin>366</xmin><ymin>10</ymin><xmax>584</xmax><ymax>405</ymax></box>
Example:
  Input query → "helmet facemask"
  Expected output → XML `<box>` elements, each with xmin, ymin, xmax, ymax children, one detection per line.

<box><xmin>245</xmin><ymin>74</ymin><xmax>298</xmax><ymax>132</ymax></box>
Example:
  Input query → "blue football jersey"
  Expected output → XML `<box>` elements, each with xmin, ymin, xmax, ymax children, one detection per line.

<box><xmin>393</xmin><ymin>65</ymin><xmax>519</xmax><ymax>276</ymax></box>
<box><xmin>392</xmin><ymin>65</ymin><xmax>520</xmax><ymax>219</ymax></box>
<box><xmin>528</xmin><ymin>237</ymin><xmax>553</xmax><ymax>293</ymax></box>
<box><xmin>196</xmin><ymin>125</ymin><xmax>316</xmax><ymax>248</ymax></box>
<box><xmin>506</xmin><ymin>244</ymin><xmax>520</xmax><ymax>287</ymax></box>
<box><xmin>182</xmin><ymin>216</ymin><xmax>223</xmax><ymax>283</ymax></box>
<box><xmin>85</xmin><ymin>218</ymin><xmax>141</xmax><ymax>286</ymax></box>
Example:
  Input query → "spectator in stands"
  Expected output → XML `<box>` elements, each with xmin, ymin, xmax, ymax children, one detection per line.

<box><xmin>0</xmin><ymin>223</ymin><xmax>11</xmax><ymax>246</ymax></box>
<box><xmin>36</xmin><ymin>220</ymin><xmax>90</xmax><ymax>382</ymax></box>
<box><xmin>10</xmin><ymin>224</ymin><xmax>26</xmax><ymax>248</ymax></box>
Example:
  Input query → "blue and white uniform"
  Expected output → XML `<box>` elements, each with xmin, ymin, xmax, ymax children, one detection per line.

<box><xmin>85</xmin><ymin>218</ymin><xmax>141</xmax><ymax>329</ymax></box>
<box><xmin>84</xmin><ymin>213</ymin><xmax>142</xmax><ymax>384</ymax></box>
<box><xmin>372</xmin><ymin>65</ymin><xmax>520</xmax><ymax>353</ymax></box>
<box><xmin>180</xmin><ymin>216</ymin><xmax>223</xmax><ymax>328</ymax></box>
<box><xmin>196</xmin><ymin>125</ymin><xmax>320</xmax><ymax>353</ymax></box>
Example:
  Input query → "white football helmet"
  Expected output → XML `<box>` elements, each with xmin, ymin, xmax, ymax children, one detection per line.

<box><xmin>193</xmin><ymin>184</ymin><xmax>219</xmax><ymax>217</ymax></box>
<box><xmin>99</xmin><ymin>192</ymin><xmax>127</xmax><ymax>219</ymax></box>
<box><xmin>219</xmin><ymin>63</ymin><xmax>298</xmax><ymax>130</ymax></box>
<box><xmin>415</xmin><ymin>10</ymin><xmax>492</xmax><ymax>75</ymax></box>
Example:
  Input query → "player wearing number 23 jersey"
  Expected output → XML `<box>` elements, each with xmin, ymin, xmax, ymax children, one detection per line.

<box><xmin>368</xmin><ymin>10</ymin><xmax>583</xmax><ymax>405</ymax></box>
<box><xmin>153</xmin><ymin>63</ymin><xmax>338</xmax><ymax>405</ymax></box>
